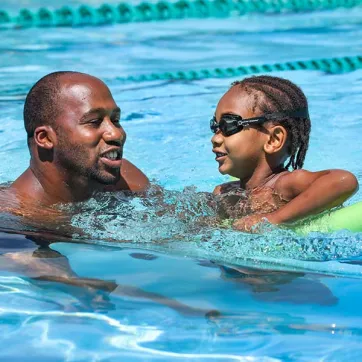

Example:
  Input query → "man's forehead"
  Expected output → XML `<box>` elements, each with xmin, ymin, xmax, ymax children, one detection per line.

<box><xmin>59</xmin><ymin>75</ymin><xmax>115</xmax><ymax>106</ymax></box>
<box><xmin>63</xmin><ymin>83</ymin><xmax>93</xmax><ymax>100</ymax></box>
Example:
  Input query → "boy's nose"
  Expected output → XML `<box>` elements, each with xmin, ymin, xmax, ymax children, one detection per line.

<box><xmin>211</xmin><ymin>131</ymin><xmax>223</xmax><ymax>147</ymax></box>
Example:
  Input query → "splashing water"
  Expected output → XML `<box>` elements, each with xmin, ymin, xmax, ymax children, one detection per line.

<box><xmin>2</xmin><ymin>184</ymin><xmax>362</xmax><ymax>277</ymax></box>
<box><xmin>66</xmin><ymin>186</ymin><xmax>218</xmax><ymax>243</ymax></box>
<box><xmin>59</xmin><ymin>187</ymin><xmax>362</xmax><ymax>272</ymax></box>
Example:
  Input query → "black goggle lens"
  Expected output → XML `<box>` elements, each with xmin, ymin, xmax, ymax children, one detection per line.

<box><xmin>210</xmin><ymin>107</ymin><xmax>309</xmax><ymax>137</ymax></box>
<box><xmin>210</xmin><ymin>116</ymin><xmax>243</xmax><ymax>137</ymax></box>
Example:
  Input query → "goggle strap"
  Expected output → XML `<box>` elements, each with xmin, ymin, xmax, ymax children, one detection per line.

<box><xmin>237</xmin><ymin>117</ymin><xmax>266</xmax><ymax>127</ymax></box>
<box><xmin>264</xmin><ymin>107</ymin><xmax>309</xmax><ymax>121</ymax></box>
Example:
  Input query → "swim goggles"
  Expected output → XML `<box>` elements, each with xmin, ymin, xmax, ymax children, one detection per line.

<box><xmin>210</xmin><ymin>107</ymin><xmax>309</xmax><ymax>137</ymax></box>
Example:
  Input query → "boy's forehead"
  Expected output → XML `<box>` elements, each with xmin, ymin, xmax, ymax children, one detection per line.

<box><xmin>216</xmin><ymin>86</ymin><xmax>255</xmax><ymax>118</ymax></box>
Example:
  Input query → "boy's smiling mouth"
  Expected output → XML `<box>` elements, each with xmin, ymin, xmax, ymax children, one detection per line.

<box><xmin>213</xmin><ymin>150</ymin><xmax>228</xmax><ymax>161</ymax></box>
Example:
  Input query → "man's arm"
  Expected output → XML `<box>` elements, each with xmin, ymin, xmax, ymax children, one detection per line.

<box><xmin>2</xmin><ymin>240</ymin><xmax>218</xmax><ymax>317</ymax></box>
<box><xmin>106</xmin><ymin>158</ymin><xmax>150</xmax><ymax>192</ymax></box>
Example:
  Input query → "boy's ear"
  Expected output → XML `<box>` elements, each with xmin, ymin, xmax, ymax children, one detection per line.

<box><xmin>264</xmin><ymin>125</ymin><xmax>287</xmax><ymax>154</ymax></box>
<box><xmin>33</xmin><ymin>126</ymin><xmax>56</xmax><ymax>150</ymax></box>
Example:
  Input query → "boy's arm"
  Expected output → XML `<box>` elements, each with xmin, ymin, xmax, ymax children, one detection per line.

<box><xmin>267</xmin><ymin>169</ymin><xmax>358</xmax><ymax>224</ymax></box>
<box><xmin>105</xmin><ymin>158</ymin><xmax>150</xmax><ymax>192</ymax></box>
<box><xmin>233</xmin><ymin>169</ymin><xmax>358</xmax><ymax>231</ymax></box>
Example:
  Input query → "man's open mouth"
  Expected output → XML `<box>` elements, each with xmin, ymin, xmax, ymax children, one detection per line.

<box><xmin>100</xmin><ymin>149</ymin><xmax>123</xmax><ymax>168</ymax></box>
<box><xmin>102</xmin><ymin>150</ymin><xmax>122</xmax><ymax>160</ymax></box>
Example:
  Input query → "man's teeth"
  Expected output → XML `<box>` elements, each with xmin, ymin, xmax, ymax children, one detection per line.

<box><xmin>216</xmin><ymin>152</ymin><xmax>227</xmax><ymax>157</ymax></box>
<box><xmin>104</xmin><ymin>151</ymin><xmax>119</xmax><ymax>160</ymax></box>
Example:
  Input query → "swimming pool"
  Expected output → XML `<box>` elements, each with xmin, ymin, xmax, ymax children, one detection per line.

<box><xmin>1</xmin><ymin>2</ymin><xmax>362</xmax><ymax>360</ymax></box>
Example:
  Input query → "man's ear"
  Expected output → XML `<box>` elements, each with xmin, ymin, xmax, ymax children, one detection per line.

<box><xmin>33</xmin><ymin>126</ymin><xmax>56</xmax><ymax>150</ymax></box>
<box><xmin>264</xmin><ymin>125</ymin><xmax>287</xmax><ymax>154</ymax></box>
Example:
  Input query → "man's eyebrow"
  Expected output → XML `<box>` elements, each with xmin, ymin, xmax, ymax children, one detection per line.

<box><xmin>80</xmin><ymin>107</ymin><xmax>121</xmax><ymax>122</ymax></box>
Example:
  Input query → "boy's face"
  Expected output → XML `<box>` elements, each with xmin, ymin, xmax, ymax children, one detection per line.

<box><xmin>211</xmin><ymin>86</ymin><xmax>269</xmax><ymax>179</ymax></box>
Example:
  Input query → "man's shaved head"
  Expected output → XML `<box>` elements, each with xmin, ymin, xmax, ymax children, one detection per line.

<box><xmin>23</xmin><ymin>71</ymin><xmax>103</xmax><ymax>139</ymax></box>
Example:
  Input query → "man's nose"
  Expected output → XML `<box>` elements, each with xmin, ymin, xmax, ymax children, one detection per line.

<box><xmin>102</xmin><ymin>119</ymin><xmax>126</xmax><ymax>145</ymax></box>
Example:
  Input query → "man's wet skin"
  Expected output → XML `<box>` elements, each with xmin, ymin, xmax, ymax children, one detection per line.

<box><xmin>0</xmin><ymin>73</ymin><xmax>148</xmax><ymax>226</ymax></box>
<box><xmin>13</xmin><ymin>74</ymin><xmax>122</xmax><ymax>204</ymax></box>
<box><xmin>0</xmin><ymin>73</ymin><xmax>150</xmax><ymax>245</ymax></box>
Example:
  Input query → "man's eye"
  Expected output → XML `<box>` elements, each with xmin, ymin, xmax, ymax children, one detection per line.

<box><xmin>89</xmin><ymin>119</ymin><xmax>103</xmax><ymax>126</ymax></box>
<box><xmin>113</xmin><ymin>118</ymin><xmax>121</xmax><ymax>125</ymax></box>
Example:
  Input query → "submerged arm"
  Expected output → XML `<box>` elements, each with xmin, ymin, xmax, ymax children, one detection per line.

<box><xmin>3</xmin><ymin>236</ymin><xmax>217</xmax><ymax>317</ymax></box>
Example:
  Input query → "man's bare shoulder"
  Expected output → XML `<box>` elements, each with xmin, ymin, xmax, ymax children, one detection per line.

<box><xmin>10</xmin><ymin>168</ymin><xmax>37</xmax><ymax>192</ymax></box>
<box><xmin>105</xmin><ymin>158</ymin><xmax>150</xmax><ymax>193</ymax></box>
<box><xmin>0</xmin><ymin>185</ymin><xmax>21</xmax><ymax>212</ymax></box>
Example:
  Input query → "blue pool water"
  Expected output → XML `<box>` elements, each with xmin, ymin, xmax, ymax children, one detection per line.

<box><xmin>1</xmin><ymin>3</ymin><xmax>362</xmax><ymax>360</ymax></box>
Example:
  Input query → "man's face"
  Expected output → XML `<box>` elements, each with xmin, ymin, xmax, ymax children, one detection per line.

<box><xmin>54</xmin><ymin>75</ymin><xmax>126</xmax><ymax>185</ymax></box>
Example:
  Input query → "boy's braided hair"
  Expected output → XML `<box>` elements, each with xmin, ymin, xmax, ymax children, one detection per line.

<box><xmin>232</xmin><ymin>75</ymin><xmax>311</xmax><ymax>170</ymax></box>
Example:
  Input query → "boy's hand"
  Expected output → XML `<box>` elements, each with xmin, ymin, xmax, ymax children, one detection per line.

<box><xmin>232</xmin><ymin>214</ymin><xmax>270</xmax><ymax>233</ymax></box>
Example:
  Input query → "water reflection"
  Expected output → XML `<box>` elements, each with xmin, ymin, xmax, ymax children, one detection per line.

<box><xmin>198</xmin><ymin>259</ymin><xmax>338</xmax><ymax>305</ymax></box>
<box><xmin>0</xmin><ymin>231</ymin><xmax>219</xmax><ymax>316</ymax></box>
<box><xmin>220</xmin><ymin>264</ymin><xmax>338</xmax><ymax>305</ymax></box>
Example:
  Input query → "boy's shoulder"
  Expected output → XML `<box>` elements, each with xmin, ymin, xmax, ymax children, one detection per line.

<box><xmin>213</xmin><ymin>181</ymin><xmax>240</xmax><ymax>195</ymax></box>
<box><xmin>274</xmin><ymin>169</ymin><xmax>331</xmax><ymax>200</ymax></box>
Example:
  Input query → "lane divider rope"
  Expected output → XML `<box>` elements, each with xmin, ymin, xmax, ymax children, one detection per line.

<box><xmin>1</xmin><ymin>0</ymin><xmax>362</xmax><ymax>28</ymax></box>
<box><xmin>113</xmin><ymin>55</ymin><xmax>362</xmax><ymax>83</ymax></box>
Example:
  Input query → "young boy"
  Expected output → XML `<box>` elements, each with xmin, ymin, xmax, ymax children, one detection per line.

<box><xmin>210</xmin><ymin>75</ymin><xmax>358</xmax><ymax>232</ymax></box>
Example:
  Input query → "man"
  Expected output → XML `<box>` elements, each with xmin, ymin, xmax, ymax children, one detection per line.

<box><xmin>0</xmin><ymin>73</ymin><xmax>216</xmax><ymax>316</ymax></box>
<box><xmin>10</xmin><ymin>71</ymin><xmax>149</xmax><ymax>207</ymax></box>
<box><xmin>0</xmin><ymin>71</ymin><xmax>150</xmax><ymax>281</ymax></box>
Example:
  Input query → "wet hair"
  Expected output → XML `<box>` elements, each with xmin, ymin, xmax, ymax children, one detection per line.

<box><xmin>231</xmin><ymin>75</ymin><xmax>311</xmax><ymax>170</ymax></box>
<box><xmin>23</xmin><ymin>71</ymin><xmax>81</xmax><ymax>141</ymax></box>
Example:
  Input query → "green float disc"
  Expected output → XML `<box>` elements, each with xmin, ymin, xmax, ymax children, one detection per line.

<box><xmin>294</xmin><ymin>202</ymin><xmax>362</xmax><ymax>234</ymax></box>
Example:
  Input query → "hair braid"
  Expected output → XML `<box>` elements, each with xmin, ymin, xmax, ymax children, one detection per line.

<box><xmin>231</xmin><ymin>75</ymin><xmax>311</xmax><ymax>169</ymax></box>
